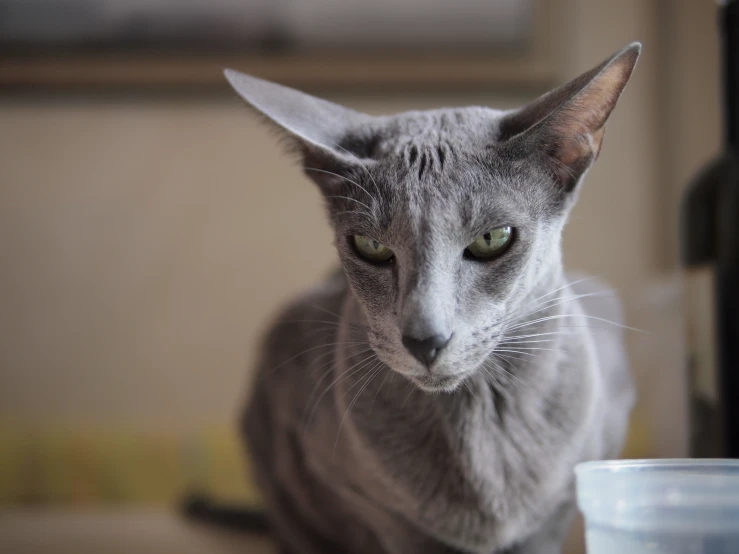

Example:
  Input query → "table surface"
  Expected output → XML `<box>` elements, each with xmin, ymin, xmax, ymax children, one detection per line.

<box><xmin>0</xmin><ymin>509</ymin><xmax>586</xmax><ymax>554</ymax></box>
<box><xmin>0</xmin><ymin>509</ymin><xmax>277</xmax><ymax>554</ymax></box>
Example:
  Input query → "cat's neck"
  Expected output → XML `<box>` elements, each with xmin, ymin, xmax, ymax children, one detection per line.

<box><xmin>332</xmin><ymin>272</ymin><xmax>598</xmax><ymax>550</ymax></box>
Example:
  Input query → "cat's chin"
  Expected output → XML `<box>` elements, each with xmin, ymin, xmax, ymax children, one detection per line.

<box><xmin>408</xmin><ymin>373</ymin><xmax>468</xmax><ymax>394</ymax></box>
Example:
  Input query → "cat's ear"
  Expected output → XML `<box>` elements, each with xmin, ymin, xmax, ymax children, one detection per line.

<box><xmin>501</xmin><ymin>42</ymin><xmax>641</xmax><ymax>192</ymax></box>
<box><xmin>224</xmin><ymin>69</ymin><xmax>374</xmax><ymax>186</ymax></box>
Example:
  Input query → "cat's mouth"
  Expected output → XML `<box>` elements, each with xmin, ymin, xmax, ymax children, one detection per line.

<box><xmin>409</xmin><ymin>372</ymin><xmax>469</xmax><ymax>393</ymax></box>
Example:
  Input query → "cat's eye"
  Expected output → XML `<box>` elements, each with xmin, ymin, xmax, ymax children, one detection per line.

<box><xmin>352</xmin><ymin>235</ymin><xmax>394</xmax><ymax>263</ymax></box>
<box><xmin>465</xmin><ymin>226</ymin><xmax>513</xmax><ymax>260</ymax></box>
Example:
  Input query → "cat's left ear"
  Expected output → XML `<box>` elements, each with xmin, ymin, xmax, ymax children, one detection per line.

<box><xmin>501</xmin><ymin>42</ymin><xmax>641</xmax><ymax>192</ymax></box>
<box><xmin>224</xmin><ymin>69</ymin><xmax>374</xmax><ymax>188</ymax></box>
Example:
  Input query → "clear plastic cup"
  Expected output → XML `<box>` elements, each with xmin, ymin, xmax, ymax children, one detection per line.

<box><xmin>575</xmin><ymin>459</ymin><xmax>739</xmax><ymax>554</ymax></box>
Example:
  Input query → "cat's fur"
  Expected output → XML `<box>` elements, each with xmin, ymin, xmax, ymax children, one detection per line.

<box><xmin>224</xmin><ymin>44</ymin><xmax>640</xmax><ymax>554</ymax></box>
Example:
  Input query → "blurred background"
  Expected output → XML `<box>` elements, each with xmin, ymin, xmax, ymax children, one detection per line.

<box><xmin>0</xmin><ymin>0</ymin><xmax>723</xmax><ymax>552</ymax></box>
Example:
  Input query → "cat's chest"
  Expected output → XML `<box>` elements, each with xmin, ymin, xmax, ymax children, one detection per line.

<box><xmin>325</xmin><ymin>364</ymin><xmax>596</xmax><ymax>552</ymax></box>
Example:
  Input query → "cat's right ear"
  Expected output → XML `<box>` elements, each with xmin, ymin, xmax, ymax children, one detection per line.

<box><xmin>499</xmin><ymin>43</ymin><xmax>641</xmax><ymax>194</ymax></box>
<box><xmin>224</xmin><ymin>69</ymin><xmax>374</xmax><ymax>188</ymax></box>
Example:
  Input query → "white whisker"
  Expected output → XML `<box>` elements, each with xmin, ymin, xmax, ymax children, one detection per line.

<box><xmin>486</xmin><ymin>358</ymin><xmax>524</xmax><ymax>387</ymax></box>
<box><xmin>307</xmin><ymin>304</ymin><xmax>368</xmax><ymax>331</ymax></box>
<box><xmin>402</xmin><ymin>383</ymin><xmax>416</xmax><ymax>408</ymax></box>
<box><xmin>306</xmin><ymin>347</ymin><xmax>374</xmax><ymax>399</ymax></box>
<box><xmin>304</xmin><ymin>167</ymin><xmax>375</xmax><ymax>201</ymax></box>
<box><xmin>517</xmin><ymin>291</ymin><xmax>613</xmax><ymax>321</ymax></box>
<box><xmin>496</xmin><ymin>290</ymin><xmax>613</xmax><ymax>333</ymax></box>
<box><xmin>499</xmin><ymin>338</ymin><xmax>557</xmax><ymax>346</ymax></box>
<box><xmin>493</xmin><ymin>348</ymin><xmax>541</xmax><ymax>358</ymax></box>
<box><xmin>267</xmin><ymin>340</ymin><xmax>367</xmax><ymax>375</ymax></box>
<box><xmin>480</xmin><ymin>365</ymin><xmax>505</xmax><ymax>389</ymax></box>
<box><xmin>330</xmin><ymin>142</ymin><xmax>381</xmax><ymax>198</ymax></box>
<box><xmin>499</xmin><ymin>331</ymin><xmax>578</xmax><ymax>340</ymax></box>
<box><xmin>304</xmin><ymin>353</ymin><xmax>378</xmax><ymax>425</ymax></box>
<box><xmin>512</xmin><ymin>277</ymin><xmax>596</xmax><ymax>316</ymax></box>
<box><xmin>369</xmin><ymin>365</ymin><xmax>391</xmax><ymax>415</ymax></box>
<box><xmin>335</xmin><ymin>210</ymin><xmax>375</xmax><ymax>219</ymax></box>
<box><xmin>509</xmin><ymin>313</ymin><xmax>644</xmax><ymax>333</ymax></box>
<box><xmin>324</xmin><ymin>195</ymin><xmax>373</xmax><ymax>212</ymax></box>
<box><xmin>334</xmin><ymin>362</ymin><xmax>383</xmax><ymax>453</ymax></box>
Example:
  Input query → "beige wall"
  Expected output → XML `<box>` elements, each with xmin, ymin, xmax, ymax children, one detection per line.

<box><xmin>0</xmin><ymin>0</ymin><xmax>721</xmax><ymax>449</ymax></box>
<box><xmin>0</xmin><ymin>73</ymin><xmax>662</xmax><ymax>429</ymax></box>
<box><xmin>0</xmin><ymin>94</ymin><xmax>521</xmax><ymax>430</ymax></box>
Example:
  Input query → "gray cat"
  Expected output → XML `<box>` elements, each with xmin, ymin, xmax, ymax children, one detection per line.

<box><xmin>220</xmin><ymin>43</ymin><xmax>640</xmax><ymax>554</ymax></box>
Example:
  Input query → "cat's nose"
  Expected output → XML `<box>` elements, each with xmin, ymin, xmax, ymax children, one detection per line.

<box><xmin>402</xmin><ymin>333</ymin><xmax>451</xmax><ymax>367</ymax></box>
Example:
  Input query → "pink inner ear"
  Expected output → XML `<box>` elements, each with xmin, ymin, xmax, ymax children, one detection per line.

<box><xmin>545</xmin><ymin>119</ymin><xmax>607</xmax><ymax>191</ymax></box>
<box><xmin>545</xmin><ymin>53</ymin><xmax>635</xmax><ymax>181</ymax></box>
<box><xmin>555</xmin><ymin>123</ymin><xmax>607</xmax><ymax>169</ymax></box>
<box><xmin>590</xmin><ymin>125</ymin><xmax>607</xmax><ymax>160</ymax></box>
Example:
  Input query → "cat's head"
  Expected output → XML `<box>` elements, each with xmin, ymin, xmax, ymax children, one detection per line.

<box><xmin>226</xmin><ymin>43</ymin><xmax>640</xmax><ymax>392</ymax></box>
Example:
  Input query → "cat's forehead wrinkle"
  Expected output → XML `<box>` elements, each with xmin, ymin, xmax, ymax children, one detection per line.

<box><xmin>364</xmin><ymin>107</ymin><xmax>506</xmax><ymax>162</ymax></box>
<box><xmin>331</xmin><ymin>106</ymin><xmax>546</xmax><ymax>244</ymax></box>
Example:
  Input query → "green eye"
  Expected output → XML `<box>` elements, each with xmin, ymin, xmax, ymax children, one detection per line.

<box><xmin>352</xmin><ymin>235</ymin><xmax>394</xmax><ymax>263</ymax></box>
<box><xmin>465</xmin><ymin>226</ymin><xmax>513</xmax><ymax>260</ymax></box>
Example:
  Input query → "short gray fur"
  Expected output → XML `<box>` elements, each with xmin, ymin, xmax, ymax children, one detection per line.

<box><xmin>225</xmin><ymin>43</ymin><xmax>641</xmax><ymax>554</ymax></box>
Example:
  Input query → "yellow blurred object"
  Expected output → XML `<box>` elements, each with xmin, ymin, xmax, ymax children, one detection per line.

<box><xmin>0</xmin><ymin>423</ymin><xmax>261</xmax><ymax>507</ymax></box>
<box><xmin>621</xmin><ymin>408</ymin><xmax>652</xmax><ymax>459</ymax></box>
<box><xmin>0</xmin><ymin>408</ymin><xmax>651</xmax><ymax>508</ymax></box>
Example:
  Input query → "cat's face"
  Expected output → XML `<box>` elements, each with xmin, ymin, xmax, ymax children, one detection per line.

<box><xmin>327</xmin><ymin>112</ymin><xmax>567</xmax><ymax>391</ymax></box>
<box><xmin>226</xmin><ymin>43</ymin><xmax>640</xmax><ymax>392</ymax></box>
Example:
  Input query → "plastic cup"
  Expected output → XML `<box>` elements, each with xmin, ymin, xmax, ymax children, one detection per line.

<box><xmin>575</xmin><ymin>459</ymin><xmax>739</xmax><ymax>554</ymax></box>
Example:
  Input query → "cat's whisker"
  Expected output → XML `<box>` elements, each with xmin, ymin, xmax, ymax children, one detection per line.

<box><xmin>369</xmin><ymin>365</ymin><xmax>391</xmax><ymax>416</ymax></box>
<box><xmin>280</xmin><ymin>319</ymin><xmax>350</xmax><ymax>328</ymax></box>
<box><xmin>304</xmin><ymin>168</ymin><xmax>375</xmax><ymax>202</ymax></box>
<box><xmin>508</xmin><ymin>313</ymin><xmax>644</xmax><ymax>333</ymax></box>
<box><xmin>462</xmin><ymin>380</ymin><xmax>481</xmax><ymax>401</ymax></box>
<box><xmin>385</xmin><ymin>371</ymin><xmax>396</xmax><ymax>403</ymax></box>
<box><xmin>497</xmin><ymin>346</ymin><xmax>566</xmax><ymax>354</ymax></box>
<box><xmin>337</xmin><ymin>359</ymin><xmax>381</xmax><ymax>403</ymax></box>
<box><xmin>305</xmin><ymin>359</ymin><xmax>378</xmax><ymax>434</ymax></box>
<box><xmin>507</xmin><ymin>277</ymin><xmax>596</xmax><ymax>318</ymax></box>
<box><xmin>323</xmin><ymin>195</ymin><xmax>373</xmax><ymax>213</ymax></box>
<box><xmin>302</xmin><ymin>326</ymin><xmax>348</xmax><ymax>342</ymax></box>
<box><xmin>402</xmin><ymin>382</ymin><xmax>417</xmax><ymax>409</ymax></box>
<box><xmin>486</xmin><ymin>282</ymin><xmax>604</xmax><ymax>336</ymax></box>
<box><xmin>304</xmin><ymin>353</ymin><xmax>378</xmax><ymax>425</ymax></box>
<box><xmin>493</xmin><ymin>348</ymin><xmax>542</xmax><ymax>358</ymax></box>
<box><xmin>330</xmin><ymin>142</ymin><xmax>382</xmax><ymax>198</ymax></box>
<box><xmin>333</xmin><ymin>362</ymin><xmax>384</xmax><ymax>454</ymax></box>
<box><xmin>492</xmin><ymin>352</ymin><xmax>522</xmax><ymax>364</ymax></box>
<box><xmin>498</xmin><ymin>338</ymin><xmax>557</xmax><ymax>346</ymax></box>
<box><xmin>499</xmin><ymin>331</ymin><xmax>578</xmax><ymax>340</ymax></box>
<box><xmin>504</xmin><ymin>323</ymin><xmax>631</xmax><ymax>333</ymax></box>
<box><xmin>479</xmin><ymin>365</ymin><xmax>505</xmax><ymax>390</ymax></box>
<box><xmin>307</xmin><ymin>304</ymin><xmax>369</xmax><ymax>330</ymax></box>
<box><xmin>267</xmin><ymin>340</ymin><xmax>369</xmax><ymax>375</ymax></box>
<box><xmin>303</xmin><ymin>347</ymin><xmax>375</xmax><ymax>422</ymax></box>
<box><xmin>514</xmin><ymin>291</ymin><xmax>614</xmax><ymax>322</ymax></box>
<box><xmin>484</xmin><ymin>359</ymin><xmax>523</xmax><ymax>388</ymax></box>
<box><xmin>495</xmin><ymin>290</ymin><xmax>613</xmax><ymax>332</ymax></box>
<box><xmin>305</xmin><ymin>343</ymin><xmax>351</xmax><ymax>371</ymax></box>
<box><xmin>335</xmin><ymin>210</ymin><xmax>376</xmax><ymax>220</ymax></box>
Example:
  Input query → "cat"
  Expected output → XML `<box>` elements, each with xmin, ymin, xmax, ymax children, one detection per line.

<box><xmin>186</xmin><ymin>43</ymin><xmax>640</xmax><ymax>554</ymax></box>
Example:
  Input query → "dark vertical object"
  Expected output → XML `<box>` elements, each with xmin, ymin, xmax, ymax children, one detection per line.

<box><xmin>723</xmin><ymin>0</ymin><xmax>739</xmax><ymax>149</ymax></box>
<box><xmin>682</xmin><ymin>0</ymin><xmax>739</xmax><ymax>458</ymax></box>
<box><xmin>717</xmin><ymin>0</ymin><xmax>739</xmax><ymax>458</ymax></box>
